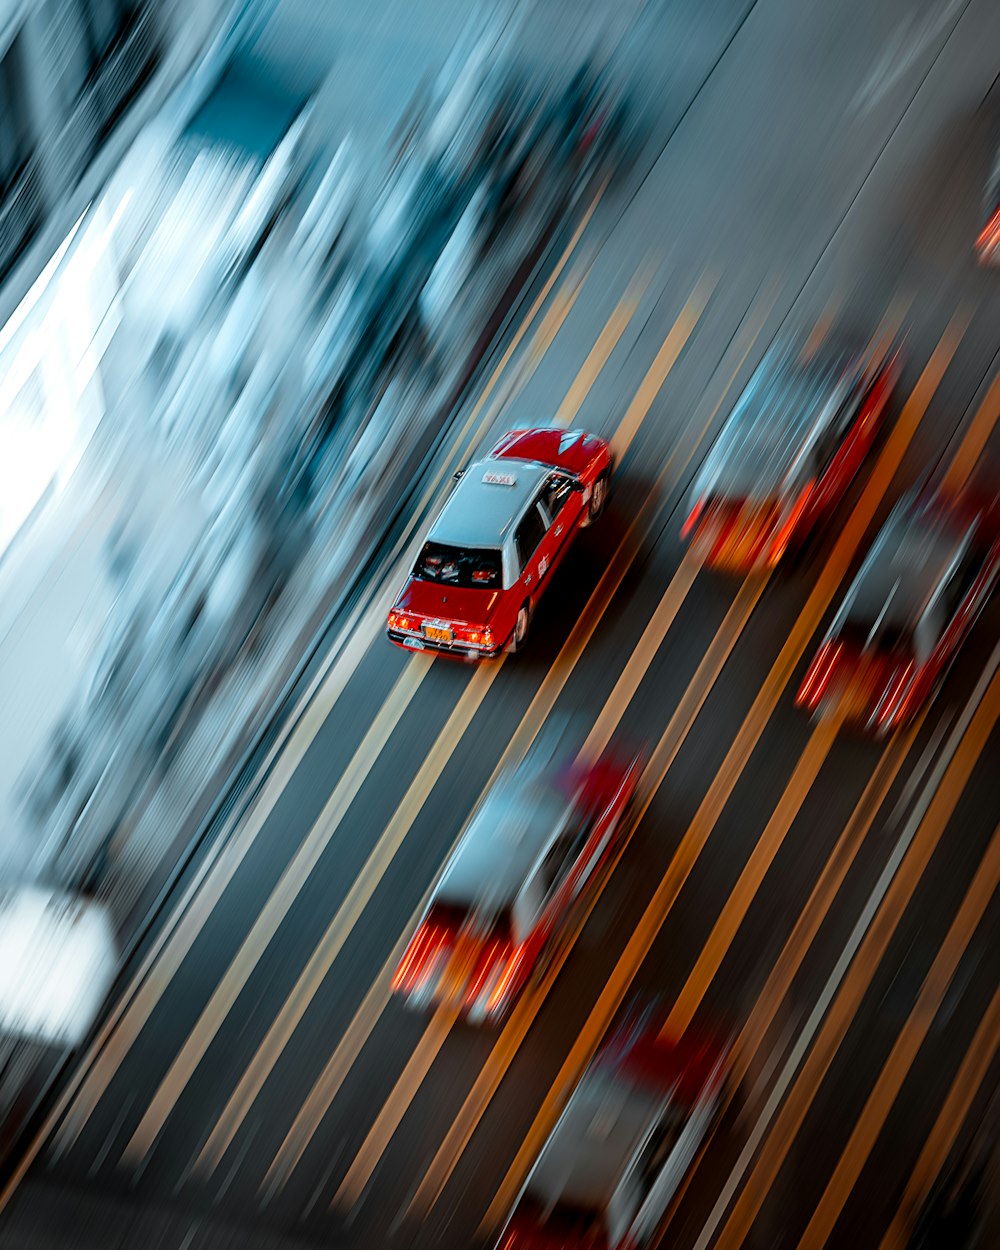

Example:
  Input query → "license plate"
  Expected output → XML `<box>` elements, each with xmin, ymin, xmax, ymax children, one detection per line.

<box><xmin>424</xmin><ymin>624</ymin><xmax>453</xmax><ymax>644</ymax></box>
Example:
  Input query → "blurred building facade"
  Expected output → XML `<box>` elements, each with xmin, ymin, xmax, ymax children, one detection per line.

<box><xmin>0</xmin><ymin>0</ymin><xmax>234</xmax><ymax>311</ymax></box>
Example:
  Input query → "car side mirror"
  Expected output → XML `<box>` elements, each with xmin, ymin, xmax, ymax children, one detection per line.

<box><xmin>453</xmin><ymin>468</ymin><xmax>465</xmax><ymax>480</ymax></box>
<box><xmin>570</xmin><ymin>479</ymin><xmax>585</xmax><ymax>492</ymax></box>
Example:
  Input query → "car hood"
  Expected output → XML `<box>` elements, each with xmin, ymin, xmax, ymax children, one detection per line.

<box><xmin>394</xmin><ymin>577</ymin><xmax>501</xmax><ymax>628</ymax></box>
<box><xmin>491</xmin><ymin>426</ymin><xmax>605</xmax><ymax>475</ymax></box>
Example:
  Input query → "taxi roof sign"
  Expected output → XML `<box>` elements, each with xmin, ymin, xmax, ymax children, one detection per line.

<box><xmin>482</xmin><ymin>470</ymin><xmax>517</xmax><ymax>486</ymax></box>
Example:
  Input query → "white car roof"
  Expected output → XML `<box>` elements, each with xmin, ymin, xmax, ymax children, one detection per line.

<box><xmin>428</xmin><ymin>458</ymin><xmax>550</xmax><ymax>549</ymax></box>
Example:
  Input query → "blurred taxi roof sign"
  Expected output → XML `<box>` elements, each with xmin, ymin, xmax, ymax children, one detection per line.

<box><xmin>0</xmin><ymin>887</ymin><xmax>117</xmax><ymax>1048</ymax></box>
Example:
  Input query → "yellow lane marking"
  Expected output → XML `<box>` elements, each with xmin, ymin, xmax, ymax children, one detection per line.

<box><xmin>255</xmin><ymin>275</ymin><xmax>755</xmax><ymax>1197</ymax></box>
<box><xmin>877</xmin><ymin>981</ymin><xmax>1000</xmax><ymax>1250</ymax></box>
<box><xmin>660</xmin><ymin>709</ymin><xmax>845</xmax><ymax>1041</ymax></box>
<box><xmin>36</xmin><ymin>188</ymin><xmax>608</xmax><ymax>1180</ymax></box>
<box><xmin>190</xmin><ymin>256</ymin><xmax>667</xmax><ymax>1179</ymax></box>
<box><xmin>612</xmin><ymin>272</ymin><xmax>718</xmax><ymax>462</ymax></box>
<box><xmin>796</xmin><ymin>823</ymin><xmax>1000</xmax><ymax>1250</ymax></box>
<box><xmin>553</xmin><ymin>263</ymin><xmax>656</xmax><ymax>427</ymax></box>
<box><xmin>712</xmin><ymin>664</ymin><xmax>1000</xmax><ymax>1250</ymax></box>
<box><xmin>123</xmin><ymin>658</ymin><xmax>501</xmax><ymax>1169</ymax></box>
<box><xmin>731</xmin><ymin>709</ymin><xmax>928</xmax><ymax>1085</ymax></box>
<box><xmin>477</xmin><ymin>310</ymin><xmax>968</xmax><ymax>1238</ymax></box>
<box><xmin>578</xmin><ymin>550</ymin><xmax>701</xmax><ymax>763</ymax></box>
<box><xmin>182</xmin><ymin>659</ymin><xmax>506</xmax><ymax>1176</ymax></box>
<box><xmin>334</xmin><ymin>1008</ymin><xmax>460</xmax><ymax>1209</ymax></box>
<box><xmin>942</xmin><ymin>365</ymin><xmax>1000</xmax><ymax>495</ymax></box>
<box><xmin>408</xmin><ymin>574</ymin><xmax>767</xmax><ymax>1219</ymax></box>
<box><xmin>649</xmin><ymin>710</ymin><xmax>928</xmax><ymax>1249</ymax></box>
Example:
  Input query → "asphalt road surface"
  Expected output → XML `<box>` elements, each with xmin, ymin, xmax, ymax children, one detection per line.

<box><xmin>3</xmin><ymin>0</ymin><xmax>999</xmax><ymax>1247</ymax></box>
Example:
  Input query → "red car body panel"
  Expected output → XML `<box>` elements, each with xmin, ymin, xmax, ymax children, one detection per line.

<box><xmin>684</xmin><ymin>347</ymin><xmax>900</xmax><ymax>574</ymax></box>
<box><xmin>393</xmin><ymin>748</ymin><xmax>643</xmax><ymax>1023</ymax></box>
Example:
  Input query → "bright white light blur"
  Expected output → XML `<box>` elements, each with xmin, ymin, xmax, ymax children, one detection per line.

<box><xmin>0</xmin><ymin>888</ymin><xmax>117</xmax><ymax>1048</ymax></box>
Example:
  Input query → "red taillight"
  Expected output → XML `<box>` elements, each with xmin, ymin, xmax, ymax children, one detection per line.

<box><xmin>388</xmin><ymin>609</ymin><xmax>414</xmax><ymax>632</ymax></box>
<box><xmin>769</xmin><ymin>480</ymin><xmax>815</xmax><ymax>565</ymax></box>
<box><xmin>483</xmin><ymin>944</ymin><xmax>528</xmax><ymax>1016</ymax></box>
<box><xmin>392</xmin><ymin>923</ymin><xmax>449</xmax><ymax>993</ymax></box>
<box><xmin>797</xmin><ymin>641</ymin><xmax>839</xmax><ymax>707</ymax></box>
<box><xmin>977</xmin><ymin>207</ymin><xmax>1000</xmax><ymax>251</ymax></box>
<box><xmin>455</xmin><ymin>624</ymin><xmax>495</xmax><ymax>650</ymax></box>
<box><xmin>681</xmin><ymin>496</ymin><xmax>706</xmax><ymax>540</ymax></box>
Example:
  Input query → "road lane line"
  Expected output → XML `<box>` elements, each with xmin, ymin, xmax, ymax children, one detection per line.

<box><xmin>318</xmin><ymin>273</ymin><xmax>734</xmax><ymax>1210</ymax></box>
<box><xmin>254</xmin><ymin>277</ymin><xmax>762</xmax><ymax>1197</ymax></box>
<box><xmin>553</xmin><ymin>263</ymin><xmax>656</xmax><ymax>428</ymax></box>
<box><xmin>942</xmin><ymin>365</ymin><xmax>1000</xmax><ymax>495</ymax></box>
<box><xmin>877</xmin><ymin>982</ymin><xmax>1000</xmax><ymax>1250</ymax></box>
<box><xmin>122</xmin><ymin>658</ymin><xmax>501</xmax><ymax>1169</ymax></box>
<box><xmin>476</xmin><ymin>311</ymin><xmax>968</xmax><ymax>1238</ymax></box>
<box><xmin>190</xmin><ymin>260</ymin><xmax>672</xmax><ymax>1180</ymax></box>
<box><xmin>34</xmin><ymin>192</ymin><xmax>608</xmax><ymax>1180</ymax></box>
<box><xmin>796</xmin><ymin>824</ymin><xmax>1000</xmax><ymax>1250</ymax></box>
<box><xmin>700</xmin><ymin>647</ymin><xmax>1000</xmax><ymax>1250</ymax></box>
<box><xmin>334</xmin><ymin>1008</ymin><xmax>460</xmax><ymax>1210</ymax></box>
<box><xmin>55</xmin><ymin>655</ymin><xmax>433</xmax><ymax>1160</ymax></box>
<box><xmin>408</xmin><ymin>574</ymin><xmax>767</xmax><ymax>1219</ymax></box>
<box><xmin>648</xmin><ymin>711</ymin><xmax>932</xmax><ymax>1250</ymax></box>
<box><xmin>659</xmin><ymin>710</ymin><xmax>845</xmax><ymax>1041</ymax></box>
<box><xmin>183</xmin><ymin>659</ymin><xmax>507</xmax><ymax>1178</ymax></box>
<box><xmin>731</xmin><ymin>707</ymin><xmax>932</xmax><ymax>1086</ymax></box>
<box><xmin>611</xmin><ymin>272</ymin><xmax>717</xmax><ymax>461</ymax></box>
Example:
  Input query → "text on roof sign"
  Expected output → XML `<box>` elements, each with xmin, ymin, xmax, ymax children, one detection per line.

<box><xmin>483</xmin><ymin>470</ymin><xmax>517</xmax><ymax>486</ymax></box>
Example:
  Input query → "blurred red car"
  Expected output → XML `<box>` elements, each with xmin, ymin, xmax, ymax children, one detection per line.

<box><xmin>797</xmin><ymin>488</ymin><xmax>1000</xmax><ymax>734</ymax></box>
<box><xmin>976</xmin><ymin>138</ymin><xmax>1000</xmax><ymax>266</ymax></box>
<box><xmin>496</xmin><ymin>1000</ymin><xmax>731</xmax><ymax>1250</ymax></box>
<box><xmin>387</xmin><ymin>427</ymin><xmax>612</xmax><ymax>658</ymax></box>
<box><xmin>681</xmin><ymin>332</ymin><xmax>901</xmax><ymax>573</ymax></box>
<box><xmin>391</xmin><ymin>739</ymin><xmax>642</xmax><ymax>1024</ymax></box>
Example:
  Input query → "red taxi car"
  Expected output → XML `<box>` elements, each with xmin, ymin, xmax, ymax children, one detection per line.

<box><xmin>797</xmin><ymin>489</ymin><xmax>1000</xmax><ymax>734</ymax></box>
<box><xmin>496</xmin><ymin>1000</ymin><xmax>731</xmax><ymax>1250</ymax></box>
<box><xmin>391</xmin><ymin>737</ymin><xmax>642</xmax><ymax>1024</ymax></box>
<box><xmin>681</xmin><ymin>331</ymin><xmax>901</xmax><ymax>573</ymax></box>
<box><xmin>387</xmin><ymin>427</ymin><xmax>612</xmax><ymax>658</ymax></box>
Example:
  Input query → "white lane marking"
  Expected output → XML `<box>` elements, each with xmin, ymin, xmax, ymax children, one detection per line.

<box><xmin>693</xmin><ymin>637</ymin><xmax>1000</xmax><ymax>1250</ymax></box>
<box><xmin>849</xmin><ymin>0</ymin><xmax>967</xmax><ymax>119</ymax></box>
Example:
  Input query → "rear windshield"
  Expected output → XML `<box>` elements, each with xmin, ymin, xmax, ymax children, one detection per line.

<box><xmin>839</xmin><ymin>618</ymin><xmax>913</xmax><ymax>657</ymax></box>
<box><xmin>414</xmin><ymin>541</ymin><xmax>503</xmax><ymax>589</ymax></box>
<box><xmin>519</xmin><ymin>1195</ymin><xmax>605</xmax><ymax>1240</ymax></box>
<box><xmin>425</xmin><ymin>899</ymin><xmax>513</xmax><ymax>942</ymax></box>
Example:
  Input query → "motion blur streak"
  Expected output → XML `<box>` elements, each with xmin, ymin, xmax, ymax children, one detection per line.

<box><xmin>658</xmin><ymin>708</ymin><xmax>845</xmax><ymax>1042</ymax></box>
<box><xmin>187</xmin><ymin>658</ymin><xmax>507</xmax><ymax>1176</ymax></box>
<box><xmin>478</xmin><ymin>314</ymin><xmax>964</xmax><ymax>1238</ymax></box>
<box><xmin>707</xmin><ymin>657</ymin><xmax>1000</xmax><ymax>1250</ymax></box>
<box><xmin>333</xmin><ymin>1007</ymin><xmax>460</xmax><ymax>1210</ymax></box>
<box><xmin>40</xmin><ymin>184</ymin><xmax>608</xmax><ymax>1173</ymax></box>
<box><xmin>410</xmin><ymin>571</ymin><xmax>767</xmax><ymax>1221</ymax></box>
<box><xmin>611</xmin><ymin>271</ymin><xmax>718</xmax><ymax>461</ymax></box>
<box><xmin>732</xmin><ymin>708</ymin><xmax>930</xmax><ymax>1088</ymax></box>
<box><xmin>877</xmin><ymin>983</ymin><xmax>1000</xmax><ymax>1250</ymax></box>
<box><xmin>796</xmin><ymin>824</ymin><xmax>1000</xmax><ymax>1250</ymax></box>
<box><xmin>321</xmin><ymin>269</ymin><xmax>715</xmax><ymax>1205</ymax></box>
<box><xmin>553</xmin><ymin>262</ymin><xmax>656</xmax><ymax>427</ymax></box>
<box><xmin>650</xmin><ymin>709</ymin><xmax>930</xmax><ymax>1249</ymax></box>
<box><xmin>941</xmin><ymin>363</ymin><xmax>1000</xmax><ymax>495</ymax></box>
<box><xmin>259</xmin><ymin>278</ymin><xmax>763</xmax><ymax>1199</ymax></box>
<box><xmin>126</xmin><ymin>655</ymin><xmax>497</xmax><ymax>1170</ymax></box>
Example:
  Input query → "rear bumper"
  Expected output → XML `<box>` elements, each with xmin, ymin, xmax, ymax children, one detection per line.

<box><xmin>386</xmin><ymin>628</ymin><xmax>505</xmax><ymax>660</ymax></box>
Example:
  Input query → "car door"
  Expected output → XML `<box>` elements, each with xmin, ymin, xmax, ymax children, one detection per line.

<box><xmin>536</xmin><ymin>471</ymin><xmax>585</xmax><ymax>587</ymax></box>
<box><xmin>513</xmin><ymin>498</ymin><xmax>551</xmax><ymax>604</ymax></box>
